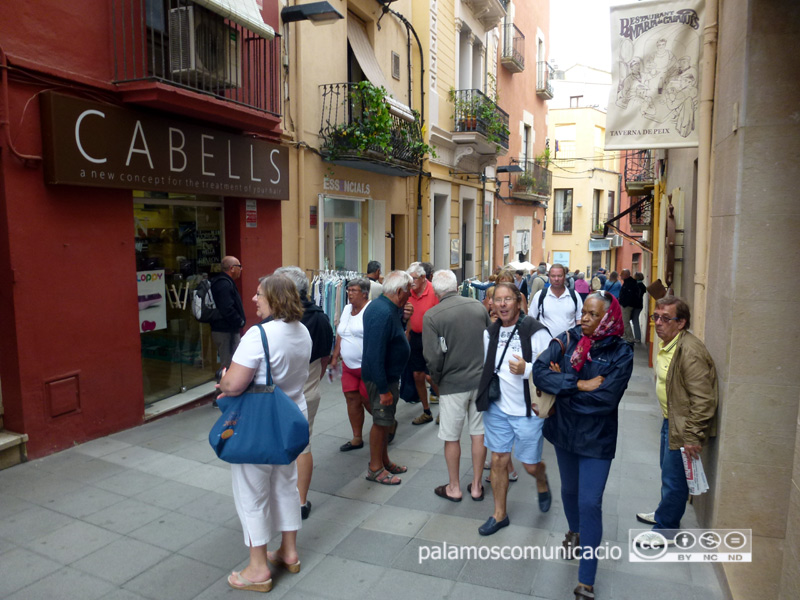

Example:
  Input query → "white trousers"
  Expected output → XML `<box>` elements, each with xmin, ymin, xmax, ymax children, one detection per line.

<box><xmin>231</xmin><ymin>461</ymin><xmax>302</xmax><ymax>547</ymax></box>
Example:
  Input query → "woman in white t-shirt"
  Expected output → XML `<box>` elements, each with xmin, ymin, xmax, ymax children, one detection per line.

<box><xmin>329</xmin><ymin>278</ymin><xmax>372</xmax><ymax>452</ymax></box>
<box><xmin>218</xmin><ymin>274</ymin><xmax>312</xmax><ymax>593</ymax></box>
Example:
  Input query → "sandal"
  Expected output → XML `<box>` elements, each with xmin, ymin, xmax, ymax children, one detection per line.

<box><xmin>365</xmin><ymin>467</ymin><xmax>401</xmax><ymax>485</ymax></box>
<box><xmin>227</xmin><ymin>571</ymin><xmax>273</xmax><ymax>593</ymax></box>
<box><xmin>384</xmin><ymin>462</ymin><xmax>407</xmax><ymax>474</ymax></box>
<box><xmin>267</xmin><ymin>550</ymin><xmax>301</xmax><ymax>573</ymax></box>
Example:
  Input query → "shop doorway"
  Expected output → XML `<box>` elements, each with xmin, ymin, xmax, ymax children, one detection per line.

<box><xmin>134</xmin><ymin>197</ymin><xmax>223</xmax><ymax>404</ymax></box>
<box><xmin>322</xmin><ymin>197</ymin><xmax>362</xmax><ymax>271</ymax></box>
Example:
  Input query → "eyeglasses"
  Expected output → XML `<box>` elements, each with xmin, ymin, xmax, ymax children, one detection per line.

<box><xmin>233</xmin><ymin>264</ymin><xmax>242</xmax><ymax>269</ymax></box>
<box><xmin>256</xmin><ymin>292</ymin><xmax>265</xmax><ymax>298</ymax></box>
<box><xmin>650</xmin><ymin>313</ymin><xmax>679</xmax><ymax>323</ymax></box>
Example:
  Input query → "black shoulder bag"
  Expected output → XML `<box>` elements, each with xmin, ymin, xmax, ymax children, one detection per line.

<box><xmin>487</xmin><ymin>321</ymin><xmax>520</xmax><ymax>403</ymax></box>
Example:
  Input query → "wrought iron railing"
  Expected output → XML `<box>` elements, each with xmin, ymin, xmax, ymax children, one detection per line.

<box><xmin>509</xmin><ymin>158</ymin><xmax>551</xmax><ymax>198</ymax></box>
<box><xmin>591</xmin><ymin>212</ymin><xmax>611</xmax><ymax>235</ymax></box>
<box><xmin>625</xmin><ymin>150</ymin><xmax>655</xmax><ymax>184</ymax></box>
<box><xmin>451</xmin><ymin>89</ymin><xmax>509</xmax><ymax>150</ymax></box>
<box><xmin>536</xmin><ymin>61</ymin><xmax>554</xmax><ymax>98</ymax></box>
<box><xmin>319</xmin><ymin>82</ymin><xmax>425</xmax><ymax>167</ymax></box>
<box><xmin>553</xmin><ymin>210</ymin><xmax>572</xmax><ymax>233</ymax></box>
<box><xmin>112</xmin><ymin>0</ymin><xmax>280</xmax><ymax>115</ymax></box>
<box><xmin>502</xmin><ymin>23</ymin><xmax>525</xmax><ymax>70</ymax></box>
<box><xmin>630</xmin><ymin>196</ymin><xmax>653</xmax><ymax>229</ymax></box>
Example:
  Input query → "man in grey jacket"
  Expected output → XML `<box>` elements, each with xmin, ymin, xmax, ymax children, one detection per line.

<box><xmin>423</xmin><ymin>270</ymin><xmax>492</xmax><ymax>501</ymax></box>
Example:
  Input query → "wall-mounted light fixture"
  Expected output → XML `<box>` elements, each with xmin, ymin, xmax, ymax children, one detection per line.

<box><xmin>281</xmin><ymin>1</ymin><xmax>344</xmax><ymax>24</ymax></box>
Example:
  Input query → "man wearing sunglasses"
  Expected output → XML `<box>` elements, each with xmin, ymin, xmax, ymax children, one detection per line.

<box><xmin>635</xmin><ymin>296</ymin><xmax>718</xmax><ymax>547</ymax></box>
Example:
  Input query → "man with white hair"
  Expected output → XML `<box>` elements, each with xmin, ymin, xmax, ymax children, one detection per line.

<box><xmin>423</xmin><ymin>270</ymin><xmax>491</xmax><ymax>501</ymax></box>
<box><xmin>273</xmin><ymin>266</ymin><xmax>334</xmax><ymax>519</ymax></box>
<box><xmin>362</xmin><ymin>271</ymin><xmax>413</xmax><ymax>484</ymax></box>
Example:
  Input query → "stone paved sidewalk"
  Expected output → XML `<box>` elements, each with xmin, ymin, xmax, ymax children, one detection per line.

<box><xmin>0</xmin><ymin>347</ymin><xmax>726</xmax><ymax>599</ymax></box>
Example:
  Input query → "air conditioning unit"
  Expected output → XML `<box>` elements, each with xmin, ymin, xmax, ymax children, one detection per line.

<box><xmin>169</xmin><ymin>6</ymin><xmax>241</xmax><ymax>88</ymax></box>
<box><xmin>612</xmin><ymin>234</ymin><xmax>624</xmax><ymax>247</ymax></box>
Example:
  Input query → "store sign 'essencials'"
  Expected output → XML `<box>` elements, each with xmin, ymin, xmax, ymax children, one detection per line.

<box><xmin>40</xmin><ymin>92</ymin><xmax>289</xmax><ymax>200</ymax></box>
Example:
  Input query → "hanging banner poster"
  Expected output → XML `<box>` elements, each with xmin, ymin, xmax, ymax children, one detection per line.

<box><xmin>605</xmin><ymin>0</ymin><xmax>704</xmax><ymax>150</ymax></box>
<box><xmin>137</xmin><ymin>270</ymin><xmax>167</xmax><ymax>333</ymax></box>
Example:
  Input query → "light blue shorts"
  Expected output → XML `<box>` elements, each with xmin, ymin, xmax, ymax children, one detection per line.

<box><xmin>483</xmin><ymin>402</ymin><xmax>545</xmax><ymax>465</ymax></box>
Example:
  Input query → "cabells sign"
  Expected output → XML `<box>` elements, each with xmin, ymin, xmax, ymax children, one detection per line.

<box><xmin>40</xmin><ymin>92</ymin><xmax>289</xmax><ymax>200</ymax></box>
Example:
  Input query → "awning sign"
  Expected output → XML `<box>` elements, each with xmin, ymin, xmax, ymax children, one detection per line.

<box><xmin>606</xmin><ymin>0</ymin><xmax>704</xmax><ymax>150</ymax></box>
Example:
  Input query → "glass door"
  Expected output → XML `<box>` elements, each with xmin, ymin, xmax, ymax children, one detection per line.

<box><xmin>134</xmin><ymin>197</ymin><xmax>223</xmax><ymax>404</ymax></box>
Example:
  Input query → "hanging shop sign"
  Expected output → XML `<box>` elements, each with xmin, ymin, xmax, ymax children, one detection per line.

<box><xmin>40</xmin><ymin>92</ymin><xmax>289</xmax><ymax>200</ymax></box>
<box><xmin>605</xmin><ymin>0</ymin><xmax>704</xmax><ymax>150</ymax></box>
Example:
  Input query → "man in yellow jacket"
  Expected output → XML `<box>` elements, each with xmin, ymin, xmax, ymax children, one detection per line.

<box><xmin>636</xmin><ymin>296</ymin><xmax>718</xmax><ymax>546</ymax></box>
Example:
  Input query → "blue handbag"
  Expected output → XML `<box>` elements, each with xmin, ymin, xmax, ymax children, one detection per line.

<box><xmin>209</xmin><ymin>325</ymin><xmax>310</xmax><ymax>464</ymax></box>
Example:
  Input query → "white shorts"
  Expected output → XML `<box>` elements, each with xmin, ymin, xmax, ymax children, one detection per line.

<box><xmin>437</xmin><ymin>389</ymin><xmax>484</xmax><ymax>442</ymax></box>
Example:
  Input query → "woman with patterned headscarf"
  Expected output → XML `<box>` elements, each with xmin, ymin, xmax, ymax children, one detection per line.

<box><xmin>532</xmin><ymin>291</ymin><xmax>634</xmax><ymax>600</ymax></box>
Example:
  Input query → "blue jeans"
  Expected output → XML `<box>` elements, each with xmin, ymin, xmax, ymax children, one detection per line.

<box><xmin>555</xmin><ymin>446</ymin><xmax>613</xmax><ymax>587</ymax></box>
<box><xmin>653</xmin><ymin>419</ymin><xmax>689</xmax><ymax>534</ymax></box>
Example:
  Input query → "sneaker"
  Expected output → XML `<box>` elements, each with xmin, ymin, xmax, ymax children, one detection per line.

<box><xmin>636</xmin><ymin>511</ymin><xmax>657</xmax><ymax>525</ymax></box>
<box><xmin>429</xmin><ymin>394</ymin><xmax>439</xmax><ymax>404</ymax></box>
<box><xmin>634</xmin><ymin>530</ymin><xmax>674</xmax><ymax>548</ymax></box>
<box><xmin>412</xmin><ymin>412</ymin><xmax>433</xmax><ymax>425</ymax></box>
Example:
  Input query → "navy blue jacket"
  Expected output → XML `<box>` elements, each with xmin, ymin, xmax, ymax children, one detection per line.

<box><xmin>533</xmin><ymin>325</ymin><xmax>634</xmax><ymax>459</ymax></box>
<box><xmin>209</xmin><ymin>273</ymin><xmax>246</xmax><ymax>333</ymax></box>
<box><xmin>361</xmin><ymin>294</ymin><xmax>410</xmax><ymax>394</ymax></box>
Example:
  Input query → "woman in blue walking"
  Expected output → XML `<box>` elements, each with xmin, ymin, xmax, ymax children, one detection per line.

<box><xmin>533</xmin><ymin>291</ymin><xmax>633</xmax><ymax>600</ymax></box>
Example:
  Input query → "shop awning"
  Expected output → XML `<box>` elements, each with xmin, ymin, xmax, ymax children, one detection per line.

<box><xmin>347</xmin><ymin>19</ymin><xmax>414</xmax><ymax>122</ymax></box>
<box><xmin>589</xmin><ymin>238</ymin><xmax>612</xmax><ymax>252</ymax></box>
<box><xmin>194</xmin><ymin>0</ymin><xmax>275</xmax><ymax>39</ymax></box>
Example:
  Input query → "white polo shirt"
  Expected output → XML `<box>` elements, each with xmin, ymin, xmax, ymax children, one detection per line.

<box><xmin>528</xmin><ymin>287</ymin><xmax>584</xmax><ymax>337</ymax></box>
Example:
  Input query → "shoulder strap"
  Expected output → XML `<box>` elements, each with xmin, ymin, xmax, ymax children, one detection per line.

<box><xmin>537</xmin><ymin>289</ymin><xmax>546</xmax><ymax>317</ymax></box>
<box><xmin>569</xmin><ymin>287</ymin><xmax>578</xmax><ymax>310</ymax></box>
<box><xmin>495</xmin><ymin>321</ymin><xmax>520</xmax><ymax>372</ymax></box>
<box><xmin>258</xmin><ymin>325</ymin><xmax>274</xmax><ymax>387</ymax></box>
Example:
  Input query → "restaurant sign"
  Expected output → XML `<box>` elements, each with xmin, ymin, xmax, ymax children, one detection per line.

<box><xmin>40</xmin><ymin>92</ymin><xmax>289</xmax><ymax>200</ymax></box>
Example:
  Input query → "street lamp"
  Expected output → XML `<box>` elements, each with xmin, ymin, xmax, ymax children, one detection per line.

<box><xmin>280</xmin><ymin>1</ymin><xmax>344</xmax><ymax>24</ymax></box>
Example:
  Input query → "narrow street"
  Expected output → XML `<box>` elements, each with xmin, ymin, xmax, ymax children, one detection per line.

<box><xmin>0</xmin><ymin>346</ymin><xmax>725</xmax><ymax>599</ymax></box>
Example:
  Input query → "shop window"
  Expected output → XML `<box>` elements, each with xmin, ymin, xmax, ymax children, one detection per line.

<box><xmin>134</xmin><ymin>198</ymin><xmax>223</xmax><ymax>404</ymax></box>
<box><xmin>322</xmin><ymin>198</ymin><xmax>362</xmax><ymax>271</ymax></box>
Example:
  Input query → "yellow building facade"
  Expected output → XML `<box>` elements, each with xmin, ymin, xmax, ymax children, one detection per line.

<box><xmin>545</xmin><ymin>107</ymin><xmax>621</xmax><ymax>275</ymax></box>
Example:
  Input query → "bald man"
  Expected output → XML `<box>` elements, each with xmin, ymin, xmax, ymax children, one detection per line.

<box><xmin>210</xmin><ymin>256</ymin><xmax>246</xmax><ymax>372</ymax></box>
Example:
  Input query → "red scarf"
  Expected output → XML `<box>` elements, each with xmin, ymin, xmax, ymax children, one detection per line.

<box><xmin>569</xmin><ymin>294</ymin><xmax>624</xmax><ymax>372</ymax></box>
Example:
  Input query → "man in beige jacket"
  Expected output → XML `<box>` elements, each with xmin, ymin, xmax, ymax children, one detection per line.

<box><xmin>635</xmin><ymin>296</ymin><xmax>718</xmax><ymax>546</ymax></box>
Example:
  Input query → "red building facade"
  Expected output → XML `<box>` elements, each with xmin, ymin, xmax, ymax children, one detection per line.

<box><xmin>0</xmin><ymin>0</ymin><xmax>286</xmax><ymax>459</ymax></box>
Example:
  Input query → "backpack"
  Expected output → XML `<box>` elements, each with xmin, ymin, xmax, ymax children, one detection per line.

<box><xmin>537</xmin><ymin>287</ymin><xmax>579</xmax><ymax>319</ymax></box>
<box><xmin>591</xmin><ymin>276</ymin><xmax>602</xmax><ymax>291</ymax></box>
<box><xmin>192</xmin><ymin>279</ymin><xmax>219</xmax><ymax>322</ymax></box>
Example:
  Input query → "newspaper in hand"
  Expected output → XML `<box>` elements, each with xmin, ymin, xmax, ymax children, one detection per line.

<box><xmin>680</xmin><ymin>448</ymin><xmax>709</xmax><ymax>495</ymax></box>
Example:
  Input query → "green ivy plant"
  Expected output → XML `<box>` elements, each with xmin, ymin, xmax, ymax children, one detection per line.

<box><xmin>517</xmin><ymin>172</ymin><xmax>536</xmax><ymax>191</ymax></box>
<box><xmin>328</xmin><ymin>82</ymin><xmax>434</xmax><ymax>164</ymax></box>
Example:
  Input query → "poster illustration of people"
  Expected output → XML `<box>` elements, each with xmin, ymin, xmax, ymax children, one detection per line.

<box><xmin>605</xmin><ymin>0</ymin><xmax>704</xmax><ymax>150</ymax></box>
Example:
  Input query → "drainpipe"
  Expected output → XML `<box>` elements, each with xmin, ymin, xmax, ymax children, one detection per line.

<box><xmin>692</xmin><ymin>0</ymin><xmax>718</xmax><ymax>340</ymax></box>
<box><xmin>290</xmin><ymin>18</ymin><xmax>306</xmax><ymax>268</ymax></box>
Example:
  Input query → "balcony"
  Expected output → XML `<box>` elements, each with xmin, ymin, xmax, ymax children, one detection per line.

<box><xmin>508</xmin><ymin>158</ymin><xmax>551</xmax><ymax>202</ymax></box>
<box><xmin>451</xmin><ymin>89</ymin><xmax>509</xmax><ymax>155</ymax></box>
<box><xmin>463</xmin><ymin>0</ymin><xmax>507</xmax><ymax>29</ymax></box>
<box><xmin>501</xmin><ymin>23</ymin><xmax>525</xmax><ymax>73</ymax></box>
<box><xmin>319</xmin><ymin>82</ymin><xmax>427</xmax><ymax>177</ymax></box>
<box><xmin>536</xmin><ymin>61</ymin><xmax>554</xmax><ymax>100</ymax></box>
<box><xmin>629</xmin><ymin>195</ymin><xmax>653</xmax><ymax>231</ymax></box>
<box><xmin>112</xmin><ymin>0</ymin><xmax>280</xmax><ymax>132</ymax></box>
<box><xmin>625</xmin><ymin>150</ymin><xmax>656</xmax><ymax>195</ymax></box>
<box><xmin>591</xmin><ymin>212</ymin><xmax>611</xmax><ymax>237</ymax></box>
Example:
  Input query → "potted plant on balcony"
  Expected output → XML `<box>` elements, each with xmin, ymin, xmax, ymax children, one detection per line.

<box><xmin>516</xmin><ymin>172</ymin><xmax>536</xmax><ymax>193</ymax></box>
<box><xmin>327</xmin><ymin>81</ymin><xmax>393</xmax><ymax>160</ymax></box>
<box><xmin>448</xmin><ymin>88</ymin><xmax>477</xmax><ymax>132</ymax></box>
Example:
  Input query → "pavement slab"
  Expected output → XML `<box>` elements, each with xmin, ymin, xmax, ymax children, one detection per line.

<box><xmin>0</xmin><ymin>345</ymin><xmax>727</xmax><ymax>599</ymax></box>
